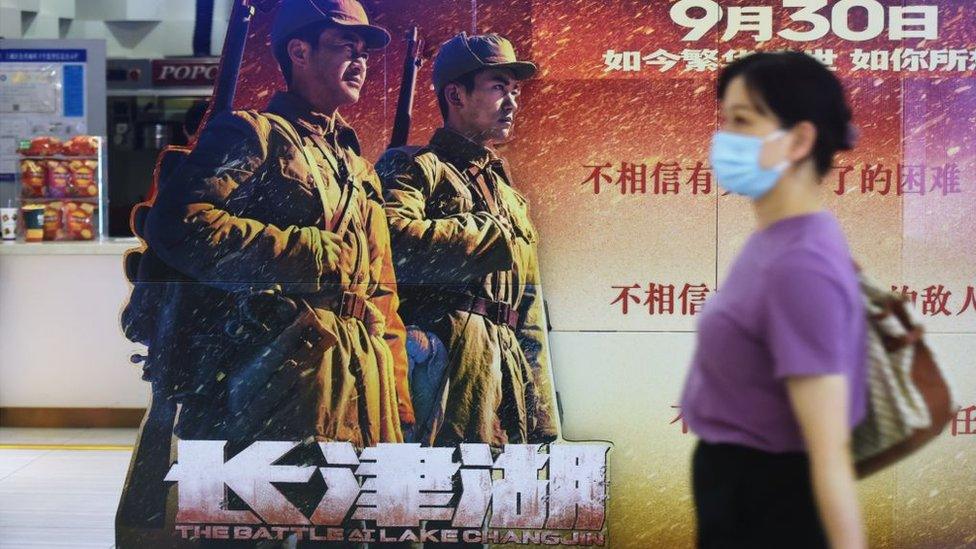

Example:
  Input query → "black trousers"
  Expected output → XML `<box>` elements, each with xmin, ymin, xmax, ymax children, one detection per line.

<box><xmin>692</xmin><ymin>441</ymin><xmax>828</xmax><ymax>549</ymax></box>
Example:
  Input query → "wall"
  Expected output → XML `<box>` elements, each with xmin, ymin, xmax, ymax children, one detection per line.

<box><xmin>0</xmin><ymin>0</ymin><xmax>231</xmax><ymax>58</ymax></box>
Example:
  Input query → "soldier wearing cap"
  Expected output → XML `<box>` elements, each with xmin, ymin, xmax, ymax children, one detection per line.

<box><xmin>145</xmin><ymin>0</ymin><xmax>414</xmax><ymax>446</ymax></box>
<box><xmin>377</xmin><ymin>32</ymin><xmax>560</xmax><ymax>449</ymax></box>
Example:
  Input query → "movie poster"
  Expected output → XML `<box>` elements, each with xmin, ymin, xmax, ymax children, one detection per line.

<box><xmin>117</xmin><ymin>0</ymin><xmax>974</xmax><ymax>547</ymax></box>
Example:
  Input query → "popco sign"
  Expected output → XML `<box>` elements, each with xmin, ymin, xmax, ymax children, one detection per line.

<box><xmin>151</xmin><ymin>59</ymin><xmax>220</xmax><ymax>86</ymax></box>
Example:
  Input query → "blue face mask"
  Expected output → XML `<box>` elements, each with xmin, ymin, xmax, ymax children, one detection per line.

<box><xmin>710</xmin><ymin>129</ymin><xmax>789</xmax><ymax>199</ymax></box>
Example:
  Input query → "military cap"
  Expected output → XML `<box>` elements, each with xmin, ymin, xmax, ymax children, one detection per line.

<box><xmin>271</xmin><ymin>0</ymin><xmax>391</xmax><ymax>60</ymax></box>
<box><xmin>432</xmin><ymin>32</ymin><xmax>537</xmax><ymax>93</ymax></box>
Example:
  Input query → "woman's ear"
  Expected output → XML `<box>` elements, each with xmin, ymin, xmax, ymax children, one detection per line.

<box><xmin>787</xmin><ymin>121</ymin><xmax>818</xmax><ymax>162</ymax></box>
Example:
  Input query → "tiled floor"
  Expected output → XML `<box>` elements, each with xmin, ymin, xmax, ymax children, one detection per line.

<box><xmin>0</xmin><ymin>428</ymin><xmax>137</xmax><ymax>548</ymax></box>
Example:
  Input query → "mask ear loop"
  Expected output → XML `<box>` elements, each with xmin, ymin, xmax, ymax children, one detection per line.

<box><xmin>762</xmin><ymin>128</ymin><xmax>787</xmax><ymax>143</ymax></box>
<box><xmin>762</xmin><ymin>129</ymin><xmax>791</xmax><ymax>172</ymax></box>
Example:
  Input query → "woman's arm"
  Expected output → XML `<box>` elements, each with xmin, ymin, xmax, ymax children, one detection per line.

<box><xmin>764</xmin><ymin>251</ymin><xmax>867</xmax><ymax>547</ymax></box>
<box><xmin>786</xmin><ymin>374</ymin><xmax>866</xmax><ymax>549</ymax></box>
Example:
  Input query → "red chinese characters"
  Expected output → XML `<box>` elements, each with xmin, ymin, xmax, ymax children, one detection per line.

<box><xmin>612</xmin><ymin>282</ymin><xmax>712</xmax><ymax>316</ymax></box>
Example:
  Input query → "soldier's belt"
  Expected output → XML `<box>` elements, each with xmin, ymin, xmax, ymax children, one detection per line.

<box><xmin>313</xmin><ymin>291</ymin><xmax>368</xmax><ymax>322</ymax></box>
<box><xmin>443</xmin><ymin>291</ymin><xmax>520</xmax><ymax>330</ymax></box>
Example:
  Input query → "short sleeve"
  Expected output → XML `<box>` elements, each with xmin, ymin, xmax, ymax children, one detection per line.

<box><xmin>764</xmin><ymin>251</ymin><xmax>854</xmax><ymax>380</ymax></box>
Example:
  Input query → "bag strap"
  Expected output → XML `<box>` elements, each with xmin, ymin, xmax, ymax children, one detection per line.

<box><xmin>308</xmin><ymin>132</ymin><xmax>359</xmax><ymax>237</ymax></box>
<box><xmin>465</xmin><ymin>164</ymin><xmax>500</xmax><ymax>216</ymax></box>
<box><xmin>264</xmin><ymin>113</ymin><xmax>338</xmax><ymax>231</ymax></box>
<box><xmin>308</xmin><ymin>133</ymin><xmax>348</xmax><ymax>186</ymax></box>
<box><xmin>330</xmin><ymin>178</ymin><xmax>359</xmax><ymax>238</ymax></box>
<box><xmin>857</xmin><ymin>262</ymin><xmax>926</xmax><ymax>352</ymax></box>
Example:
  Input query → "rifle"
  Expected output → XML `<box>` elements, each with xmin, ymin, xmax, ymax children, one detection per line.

<box><xmin>388</xmin><ymin>26</ymin><xmax>423</xmax><ymax>149</ymax></box>
<box><xmin>115</xmin><ymin>1</ymin><xmax>273</xmax><ymax>545</ymax></box>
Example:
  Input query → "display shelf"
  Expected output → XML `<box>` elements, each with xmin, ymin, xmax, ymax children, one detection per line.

<box><xmin>18</xmin><ymin>155</ymin><xmax>99</xmax><ymax>161</ymax></box>
<box><xmin>21</xmin><ymin>197</ymin><xmax>100</xmax><ymax>202</ymax></box>
<box><xmin>14</xmin><ymin>137</ymin><xmax>105</xmax><ymax>240</ymax></box>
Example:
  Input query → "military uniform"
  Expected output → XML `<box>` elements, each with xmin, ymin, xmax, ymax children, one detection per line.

<box><xmin>377</xmin><ymin>126</ymin><xmax>560</xmax><ymax>448</ymax></box>
<box><xmin>377</xmin><ymin>32</ymin><xmax>559</xmax><ymax>449</ymax></box>
<box><xmin>117</xmin><ymin>2</ymin><xmax>409</xmax><ymax>546</ymax></box>
<box><xmin>377</xmin><ymin>32</ymin><xmax>560</xmax><ymax>449</ymax></box>
<box><xmin>146</xmin><ymin>90</ymin><xmax>413</xmax><ymax>445</ymax></box>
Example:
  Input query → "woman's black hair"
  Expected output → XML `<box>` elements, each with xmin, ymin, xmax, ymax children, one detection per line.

<box><xmin>718</xmin><ymin>51</ymin><xmax>854</xmax><ymax>177</ymax></box>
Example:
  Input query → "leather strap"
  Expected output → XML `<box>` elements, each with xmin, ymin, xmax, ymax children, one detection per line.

<box><xmin>265</xmin><ymin>113</ymin><xmax>359</xmax><ymax>237</ymax></box>
<box><xmin>330</xmin><ymin>181</ymin><xmax>358</xmax><ymax>238</ymax></box>
<box><xmin>488</xmin><ymin>158</ymin><xmax>515</xmax><ymax>187</ymax></box>
<box><xmin>318</xmin><ymin>291</ymin><xmax>368</xmax><ymax>322</ymax></box>
<box><xmin>338</xmin><ymin>291</ymin><xmax>368</xmax><ymax>322</ymax></box>
<box><xmin>442</xmin><ymin>290</ymin><xmax>519</xmax><ymax>330</ymax></box>
<box><xmin>308</xmin><ymin>132</ymin><xmax>359</xmax><ymax>237</ymax></box>
<box><xmin>309</xmin><ymin>133</ymin><xmax>348</xmax><ymax>183</ymax></box>
<box><xmin>299</xmin><ymin>141</ymin><xmax>338</xmax><ymax>228</ymax></box>
<box><xmin>883</xmin><ymin>326</ymin><xmax>925</xmax><ymax>353</ymax></box>
<box><xmin>262</xmin><ymin>115</ymin><xmax>365</xmax><ymax>321</ymax></box>
<box><xmin>264</xmin><ymin>113</ymin><xmax>335</xmax><ymax>228</ymax></box>
<box><xmin>466</xmin><ymin>165</ymin><xmax>500</xmax><ymax>216</ymax></box>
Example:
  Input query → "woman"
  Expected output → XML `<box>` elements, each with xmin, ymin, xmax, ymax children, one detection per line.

<box><xmin>680</xmin><ymin>52</ymin><xmax>867</xmax><ymax>549</ymax></box>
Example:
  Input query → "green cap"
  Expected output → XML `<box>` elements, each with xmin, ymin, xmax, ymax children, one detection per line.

<box><xmin>271</xmin><ymin>0</ymin><xmax>391</xmax><ymax>63</ymax></box>
<box><xmin>432</xmin><ymin>32</ymin><xmax>537</xmax><ymax>93</ymax></box>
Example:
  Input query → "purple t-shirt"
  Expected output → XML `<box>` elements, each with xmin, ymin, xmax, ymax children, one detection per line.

<box><xmin>681</xmin><ymin>211</ymin><xmax>867</xmax><ymax>453</ymax></box>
